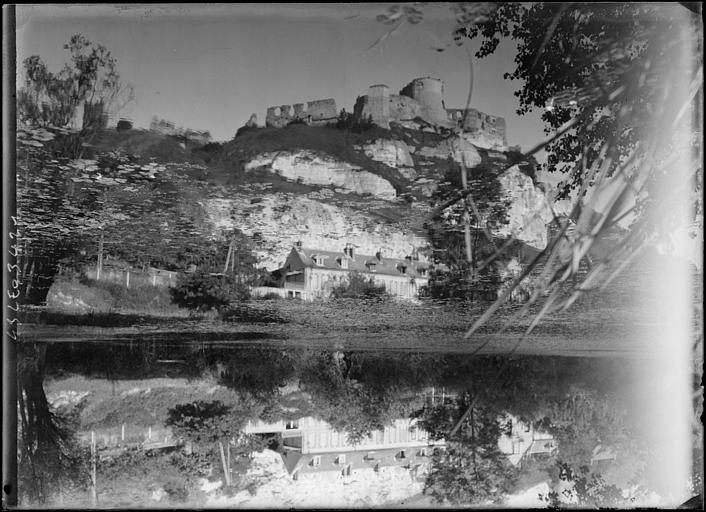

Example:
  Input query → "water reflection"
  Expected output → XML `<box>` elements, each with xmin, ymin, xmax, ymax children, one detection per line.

<box><xmin>17</xmin><ymin>341</ymin><xmax>700</xmax><ymax>508</ymax></box>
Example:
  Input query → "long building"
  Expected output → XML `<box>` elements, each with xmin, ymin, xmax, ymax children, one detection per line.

<box><xmin>252</xmin><ymin>242</ymin><xmax>431</xmax><ymax>301</ymax></box>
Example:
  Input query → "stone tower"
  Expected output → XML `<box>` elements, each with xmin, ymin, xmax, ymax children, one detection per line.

<box><xmin>366</xmin><ymin>84</ymin><xmax>390</xmax><ymax>128</ymax></box>
<box><xmin>400</xmin><ymin>77</ymin><xmax>449</xmax><ymax>126</ymax></box>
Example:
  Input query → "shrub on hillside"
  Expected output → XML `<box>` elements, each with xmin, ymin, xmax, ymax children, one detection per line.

<box><xmin>333</xmin><ymin>109</ymin><xmax>376</xmax><ymax>133</ymax></box>
<box><xmin>170</xmin><ymin>271</ymin><xmax>250</xmax><ymax>312</ymax></box>
<box><xmin>235</xmin><ymin>124</ymin><xmax>259</xmax><ymax>138</ymax></box>
<box><xmin>46</xmin><ymin>279</ymin><xmax>115</xmax><ymax>314</ymax></box>
<box><xmin>330</xmin><ymin>272</ymin><xmax>390</xmax><ymax>300</ymax></box>
<box><xmin>82</xmin><ymin>278</ymin><xmax>179</xmax><ymax>314</ymax></box>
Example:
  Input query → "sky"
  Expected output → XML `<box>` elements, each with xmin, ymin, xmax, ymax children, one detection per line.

<box><xmin>16</xmin><ymin>3</ymin><xmax>546</xmax><ymax>154</ymax></box>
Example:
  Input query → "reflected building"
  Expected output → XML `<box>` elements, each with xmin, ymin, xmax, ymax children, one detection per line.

<box><xmin>244</xmin><ymin>416</ymin><xmax>444</xmax><ymax>480</ymax></box>
<box><xmin>245</xmin><ymin>413</ymin><xmax>559</xmax><ymax>480</ymax></box>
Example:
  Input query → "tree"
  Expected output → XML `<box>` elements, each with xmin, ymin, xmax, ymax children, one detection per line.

<box><xmin>329</xmin><ymin>271</ymin><xmax>390</xmax><ymax>300</ymax></box>
<box><xmin>18</xmin><ymin>34</ymin><xmax>134</xmax><ymax>145</ymax></box>
<box><xmin>453</xmin><ymin>3</ymin><xmax>701</xmax><ymax>197</ymax></box>
<box><xmin>424</xmin><ymin>159</ymin><xmax>510</xmax><ymax>301</ymax></box>
<box><xmin>17</xmin><ymin>343</ymin><xmax>89</xmax><ymax>505</ymax></box>
<box><xmin>422</xmin><ymin>401</ymin><xmax>518</xmax><ymax>506</ymax></box>
<box><xmin>299</xmin><ymin>351</ymin><xmax>416</xmax><ymax>444</ymax></box>
<box><xmin>539</xmin><ymin>462</ymin><xmax>634</xmax><ymax>508</ymax></box>
<box><xmin>16</xmin><ymin>128</ymin><xmax>164</xmax><ymax>304</ymax></box>
<box><xmin>375</xmin><ymin>2</ymin><xmax>702</xmax><ymax>352</ymax></box>
<box><xmin>165</xmin><ymin>400</ymin><xmax>265</xmax><ymax>487</ymax></box>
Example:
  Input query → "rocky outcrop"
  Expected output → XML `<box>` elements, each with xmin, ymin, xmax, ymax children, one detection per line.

<box><xmin>417</xmin><ymin>135</ymin><xmax>482</xmax><ymax>168</ymax></box>
<box><xmin>244</xmin><ymin>151</ymin><xmax>396</xmax><ymax>200</ymax></box>
<box><xmin>202</xmin><ymin>194</ymin><xmax>427</xmax><ymax>270</ymax></box>
<box><xmin>360</xmin><ymin>139</ymin><xmax>414</xmax><ymax>169</ymax></box>
<box><xmin>497</xmin><ymin>165</ymin><xmax>555</xmax><ymax>249</ymax></box>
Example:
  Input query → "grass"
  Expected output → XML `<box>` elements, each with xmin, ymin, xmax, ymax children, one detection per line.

<box><xmin>38</xmin><ymin>277</ymin><xmax>193</xmax><ymax>325</ymax></box>
<box><xmin>89</xmin><ymin>128</ymin><xmax>206</xmax><ymax>166</ymax></box>
<box><xmin>44</xmin><ymin>375</ymin><xmax>245</xmax><ymax>431</ymax></box>
<box><xmin>214</xmin><ymin>124</ymin><xmax>412</xmax><ymax>194</ymax></box>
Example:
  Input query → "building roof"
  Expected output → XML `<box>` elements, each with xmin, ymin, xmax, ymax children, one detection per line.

<box><xmin>288</xmin><ymin>247</ymin><xmax>431</xmax><ymax>280</ymax></box>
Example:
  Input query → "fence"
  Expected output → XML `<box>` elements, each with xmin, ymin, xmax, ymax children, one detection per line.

<box><xmin>77</xmin><ymin>423</ymin><xmax>176</xmax><ymax>450</ymax></box>
<box><xmin>84</xmin><ymin>266</ymin><xmax>179</xmax><ymax>289</ymax></box>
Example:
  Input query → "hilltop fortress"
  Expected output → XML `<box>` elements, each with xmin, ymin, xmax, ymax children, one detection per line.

<box><xmin>265</xmin><ymin>76</ymin><xmax>507</xmax><ymax>148</ymax></box>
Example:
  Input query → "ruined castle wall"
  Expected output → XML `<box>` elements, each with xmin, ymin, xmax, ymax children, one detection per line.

<box><xmin>306</xmin><ymin>99</ymin><xmax>338</xmax><ymax>124</ymax></box>
<box><xmin>266</xmin><ymin>98</ymin><xmax>337</xmax><ymax>128</ymax></box>
<box><xmin>445</xmin><ymin>108</ymin><xmax>507</xmax><ymax>146</ymax></box>
<box><xmin>388</xmin><ymin>95</ymin><xmax>423</xmax><ymax>122</ymax></box>
<box><xmin>355</xmin><ymin>92</ymin><xmax>422</xmax><ymax>128</ymax></box>
<box><xmin>266</xmin><ymin>105</ymin><xmax>295</xmax><ymax>128</ymax></box>
<box><xmin>400</xmin><ymin>77</ymin><xmax>450</xmax><ymax>126</ymax></box>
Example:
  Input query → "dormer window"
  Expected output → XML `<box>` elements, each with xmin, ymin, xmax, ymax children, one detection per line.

<box><xmin>397</xmin><ymin>264</ymin><xmax>407</xmax><ymax>275</ymax></box>
<box><xmin>312</xmin><ymin>455</ymin><xmax>321</xmax><ymax>467</ymax></box>
<box><xmin>337</xmin><ymin>257</ymin><xmax>349</xmax><ymax>269</ymax></box>
<box><xmin>418</xmin><ymin>267</ymin><xmax>427</xmax><ymax>276</ymax></box>
<box><xmin>336</xmin><ymin>454</ymin><xmax>346</xmax><ymax>465</ymax></box>
<box><xmin>366</xmin><ymin>262</ymin><xmax>377</xmax><ymax>272</ymax></box>
<box><xmin>313</xmin><ymin>255</ymin><xmax>325</xmax><ymax>266</ymax></box>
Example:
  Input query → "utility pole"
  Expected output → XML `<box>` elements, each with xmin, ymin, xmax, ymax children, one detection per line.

<box><xmin>223</xmin><ymin>237</ymin><xmax>234</xmax><ymax>276</ymax></box>
<box><xmin>460</xmin><ymin>164</ymin><xmax>473</xmax><ymax>268</ymax></box>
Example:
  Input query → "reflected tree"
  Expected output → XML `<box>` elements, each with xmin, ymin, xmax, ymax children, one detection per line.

<box><xmin>165</xmin><ymin>400</ymin><xmax>264</xmax><ymax>487</ymax></box>
<box><xmin>17</xmin><ymin>343</ymin><xmax>88</xmax><ymax>505</ymax></box>
<box><xmin>422</xmin><ymin>402</ymin><xmax>518</xmax><ymax>505</ymax></box>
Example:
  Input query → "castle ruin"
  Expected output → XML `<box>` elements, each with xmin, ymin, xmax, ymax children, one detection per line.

<box><xmin>262</xmin><ymin>77</ymin><xmax>507</xmax><ymax>148</ymax></box>
<box><xmin>354</xmin><ymin>77</ymin><xmax>507</xmax><ymax>147</ymax></box>
<box><xmin>265</xmin><ymin>98</ymin><xmax>338</xmax><ymax>128</ymax></box>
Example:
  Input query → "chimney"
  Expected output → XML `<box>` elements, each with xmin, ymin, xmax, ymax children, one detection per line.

<box><xmin>344</xmin><ymin>243</ymin><xmax>354</xmax><ymax>258</ymax></box>
<box><xmin>295</xmin><ymin>241</ymin><xmax>302</xmax><ymax>250</ymax></box>
<box><xmin>375</xmin><ymin>248</ymin><xmax>383</xmax><ymax>262</ymax></box>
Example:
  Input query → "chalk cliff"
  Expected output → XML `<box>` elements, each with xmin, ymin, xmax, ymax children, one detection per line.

<box><xmin>244</xmin><ymin>151</ymin><xmax>397</xmax><ymax>200</ymax></box>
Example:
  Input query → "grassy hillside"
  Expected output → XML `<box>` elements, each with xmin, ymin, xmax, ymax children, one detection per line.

<box><xmin>90</xmin><ymin>129</ymin><xmax>207</xmax><ymax>165</ymax></box>
<box><xmin>213</xmin><ymin>124</ymin><xmax>413</xmax><ymax>193</ymax></box>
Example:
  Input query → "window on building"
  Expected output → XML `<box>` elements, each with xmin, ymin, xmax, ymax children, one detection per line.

<box><xmin>336</xmin><ymin>454</ymin><xmax>346</xmax><ymax>465</ymax></box>
<box><xmin>287</xmin><ymin>291</ymin><xmax>294</xmax><ymax>298</ymax></box>
<box><xmin>295</xmin><ymin>291</ymin><xmax>301</xmax><ymax>299</ymax></box>
<box><xmin>366</xmin><ymin>262</ymin><xmax>377</xmax><ymax>272</ymax></box>
<box><xmin>312</xmin><ymin>456</ymin><xmax>321</xmax><ymax>467</ymax></box>
<box><xmin>524</xmin><ymin>423</ymin><xmax>531</xmax><ymax>433</ymax></box>
<box><xmin>397</xmin><ymin>264</ymin><xmax>407</xmax><ymax>274</ymax></box>
<box><xmin>286</xmin><ymin>420</ymin><xmax>299</xmax><ymax>430</ymax></box>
